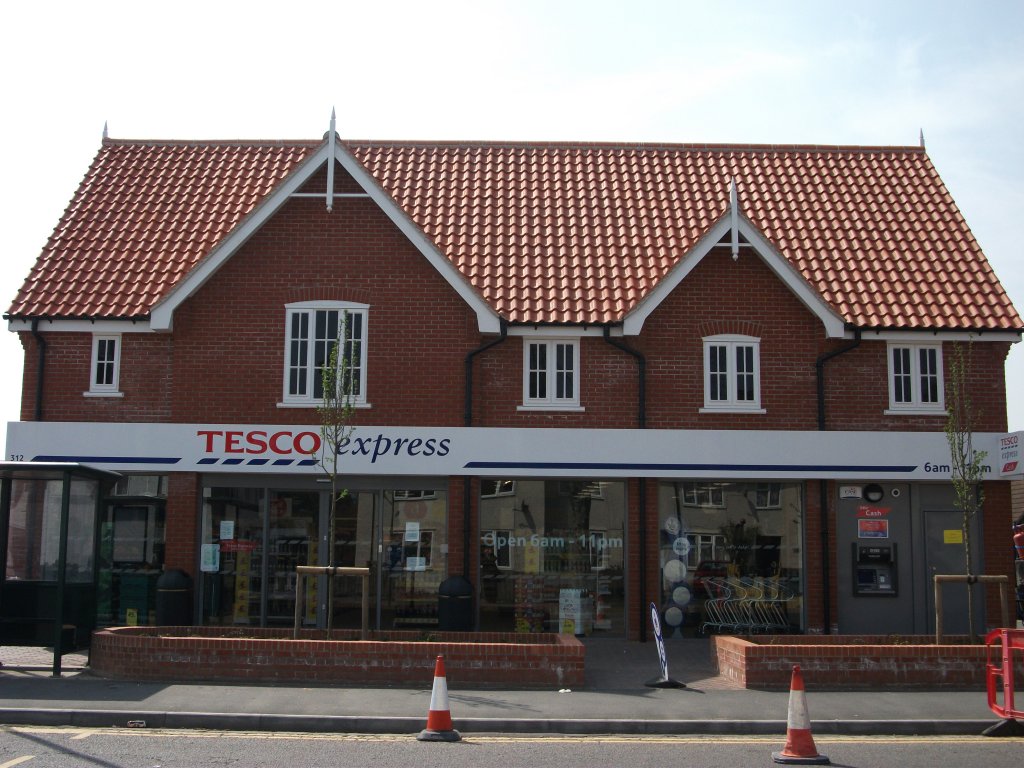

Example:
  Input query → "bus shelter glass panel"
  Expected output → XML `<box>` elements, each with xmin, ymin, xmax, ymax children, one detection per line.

<box><xmin>200</xmin><ymin>487</ymin><xmax>264</xmax><ymax>625</ymax></box>
<box><xmin>657</xmin><ymin>481</ymin><xmax>804</xmax><ymax>637</ymax></box>
<box><xmin>478</xmin><ymin>479</ymin><xmax>626</xmax><ymax>636</ymax></box>
<box><xmin>2</xmin><ymin>475</ymin><xmax>102</xmax><ymax>655</ymax></box>
<box><xmin>6</xmin><ymin>479</ymin><xmax>97</xmax><ymax>582</ymax></box>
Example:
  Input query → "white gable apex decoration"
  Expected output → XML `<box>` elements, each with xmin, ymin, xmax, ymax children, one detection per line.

<box><xmin>622</xmin><ymin>212</ymin><xmax>847</xmax><ymax>338</ymax></box>
<box><xmin>150</xmin><ymin>138</ymin><xmax>502</xmax><ymax>333</ymax></box>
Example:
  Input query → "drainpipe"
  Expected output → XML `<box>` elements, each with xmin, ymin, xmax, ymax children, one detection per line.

<box><xmin>462</xmin><ymin>321</ymin><xmax>508</xmax><ymax>580</ymax></box>
<box><xmin>814</xmin><ymin>329</ymin><xmax>861</xmax><ymax>634</ymax></box>
<box><xmin>602</xmin><ymin>327</ymin><xmax>646</xmax><ymax>428</ymax></box>
<box><xmin>603</xmin><ymin>327</ymin><xmax>649</xmax><ymax>640</ymax></box>
<box><xmin>31</xmin><ymin>319</ymin><xmax>46</xmax><ymax>422</ymax></box>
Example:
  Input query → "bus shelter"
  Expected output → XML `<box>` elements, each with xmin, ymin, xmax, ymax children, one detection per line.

<box><xmin>0</xmin><ymin>462</ymin><xmax>120</xmax><ymax>676</ymax></box>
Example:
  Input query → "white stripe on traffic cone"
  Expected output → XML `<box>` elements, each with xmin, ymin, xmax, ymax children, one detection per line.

<box><xmin>772</xmin><ymin>664</ymin><xmax>829</xmax><ymax>765</ymax></box>
<box><xmin>417</xmin><ymin>655</ymin><xmax>461</xmax><ymax>742</ymax></box>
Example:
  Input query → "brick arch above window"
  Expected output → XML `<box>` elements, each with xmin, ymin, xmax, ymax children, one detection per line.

<box><xmin>285</xmin><ymin>286</ymin><xmax>374</xmax><ymax>306</ymax></box>
<box><xmin>698</xmin><ymin>320</ymin><xmax>765</xmax><ymax>339</ymax></box>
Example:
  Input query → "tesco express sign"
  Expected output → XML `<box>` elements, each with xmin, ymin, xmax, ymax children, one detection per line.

<box><xmin>196</xmin><ymin>429</ymin><xmax>452</xmax><ymax>464</ymax></box>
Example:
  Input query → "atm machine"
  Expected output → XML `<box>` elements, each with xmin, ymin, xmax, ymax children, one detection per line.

<box><xmin>835</xmin><ymin>482</ymin><xmax>914</xmax><ymax>634</ymax></box>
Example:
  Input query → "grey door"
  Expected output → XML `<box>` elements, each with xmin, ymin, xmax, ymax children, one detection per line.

<box><xmin>924</xmin><ymin>509</ymin><xmax>982</xmax><ymax>636</ymax></box>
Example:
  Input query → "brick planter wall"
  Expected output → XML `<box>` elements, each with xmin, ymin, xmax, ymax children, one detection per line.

<box><xmin>712</xmin><ymin>635</ymin><xmax>992</xmax><ymax>690</ymax></box>
<box><xmin>90</xmin><ymin>627</ymin><xmax>584</xmax><ymax>688</ymax></box>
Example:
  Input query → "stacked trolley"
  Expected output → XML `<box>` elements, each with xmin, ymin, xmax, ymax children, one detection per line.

<box><xmin>700</xmin><ymin>576</ymin><xmax>794</xmax><ymax>635</ymax></box>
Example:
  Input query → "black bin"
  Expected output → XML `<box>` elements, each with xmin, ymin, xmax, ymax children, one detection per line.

<box><xmin>156</xmin><ymin>568</ymin><xmax>194</xmax><ymax>626</ymax></box>
<box><xmin>437</xmin><ymin>576</ymin><xmax>474</xmax><ymax>631</ymax></box>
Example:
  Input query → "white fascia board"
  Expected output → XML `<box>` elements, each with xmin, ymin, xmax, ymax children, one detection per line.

<box><xmin>333</xmin><ymin>146</ymin><xmax>502</xmax><ymax>334</ymax></box>
<box><xmin>150</xmin><ymin>144</ymin><xmax>333</xmax><ymax>330</ymax></box>
<box><xmin>507</xmin><ymin>326</ymin><xmax>610</xmax><ymax>337</ymax></box>
<box><xmin>7</xmin><ymin>318</ymin><xmax>154</xmax><ymax>333</ymax></box>
<box><xmin>622</xmin><ymin>213</ymin><xmax>847</xmax><ymax>338</ymax></box>
<box><xmin>622</xmin><ymin>217</ymin><xmax>731</xmax><ymax>336</ymax></box>
<box><xmin>150</xmin><ymin>142</ymin><xmax>501</xmax><ymax>334</ymax></box>
<box><xmin>856</xmin><ymin>329</ymin><xmax>1023</xmax><ymax>343</ymax></box>
<box><xmin>738</xmin><ymin>217</ymin><xmax>847</xmax><ymax>339</ymax></box>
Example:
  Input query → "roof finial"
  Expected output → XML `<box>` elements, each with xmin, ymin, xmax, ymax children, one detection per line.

<box><xmin>102</xmin><ymin>121</ymin><xmax>108</xmax><ymax>140</ymax></box>
<box><xmin>919</xmin><ymin>128</ymin><xmax>925</xmax><ymax>149</ymax></box>
<box><xmin>326</xmin><ymin>108</ymin><xmax>337</xmax><ymax>212</ymax></box>
<box><xmin>729</xmin><ymin>179</ymin><xmax>740</xmax><ymax>262</ymax></box>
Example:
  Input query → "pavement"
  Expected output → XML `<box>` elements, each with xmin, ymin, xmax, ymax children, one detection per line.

<box><xmin>0</xmin><ymin>638</ymin><xmax>1010</xmax><ymax>736</ymax></box>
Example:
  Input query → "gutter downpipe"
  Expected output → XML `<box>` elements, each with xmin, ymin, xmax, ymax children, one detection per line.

<box><xmin>31</xmin><ymin>319</ymin><xmax>46</xmax><ymax>422</ymax></box>
<box><xmin>463</xmin><ymin>320</ymin><xmax>508</xmax><ymax>581</ymax></box>
<box><xmin>603</xmin><ymin>326</ymin><xmax>648</xmax><ymax>641</ymax></box>
<box><xmin>814</xmin><ymin>328</ymin><xmax>861</xmax><ymax>634</ymax></box>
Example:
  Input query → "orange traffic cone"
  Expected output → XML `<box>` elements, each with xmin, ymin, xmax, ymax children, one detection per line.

<box><xmin>772</xmin><ymin>665</ymin><xmax>829</xmax><ymax>765</ymax></box>
<box><xmin>417</xmin><ymin>655</ymin><xmax>461</xmax><ymax>742</ymax></box>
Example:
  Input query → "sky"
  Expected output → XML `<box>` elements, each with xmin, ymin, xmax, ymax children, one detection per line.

<box><xmin>1</xmin><ymin>0</ymin><xmax>1022</xmax><ymax>433</ymax></box>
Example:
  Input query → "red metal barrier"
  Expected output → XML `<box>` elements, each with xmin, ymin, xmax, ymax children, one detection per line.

<box><xmin>986</xmin><ymin>628</ymin><xmax>1024</xmax><ymax>720</ymax></box>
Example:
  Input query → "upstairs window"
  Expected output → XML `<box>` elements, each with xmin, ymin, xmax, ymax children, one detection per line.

<box><xmin>282</xmin><ymin>301</ymin><xmax>368</xmax><ymax>406</ymax></box>
<box><xmin>888</xmin><ymin>343</ymin><xmax>943</xmax><ymax>412</ymax></box>
<box><xmin>86</xmin><ymin>335</ymin><xmax>122</xmax><ymax>396</ymax></box>
<box><xmin>702</xmin><ymin>335</ymin><xmax>762</xmax><ymax>411</ymax></box>
<box><xmin>521</xmin><ymin>338</ymin><xmax>581</xmax><ymax>409</ymax></box>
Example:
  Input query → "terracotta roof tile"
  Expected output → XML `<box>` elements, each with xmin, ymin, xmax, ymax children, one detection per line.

<box><xmin>8</xmin><ymin>138</ymin><xmax>1021</xmax><ymax>332</ymax></box>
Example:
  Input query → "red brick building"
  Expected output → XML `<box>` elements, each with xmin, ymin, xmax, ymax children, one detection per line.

<box><xmin>3</xmin><ymin>124</ymin><xmax>1021</xmax><ymax>641</ymax></box>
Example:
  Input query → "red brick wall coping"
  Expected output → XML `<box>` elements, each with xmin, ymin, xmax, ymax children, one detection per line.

<box><xmin>90</xmin><ymin>626</ymin><xmax>584</xmax><ymax>688</ymax></box>
<box><xmin>712</xmin><ymin>634</ymin><xmax>991</xmax><ymax>690</ymax></box>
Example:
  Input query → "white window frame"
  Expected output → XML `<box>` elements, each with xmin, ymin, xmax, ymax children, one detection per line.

<box><xmin>701</xmin><ymin>335</ymin><xmax>763</xmax><ymax>412</ymax></box>
<box><xmin>754</xmin><ymin>483</ymin><xmax>782</xmax><ymax>509</ymax></box>
<box><xmin>480</xmin><ymin>480</ymin><xmax>516</xmax><ymax>498</ymax></box>
<box><xmin>682</xmin><ymin>482</ymin><xmax>726</xmax><ymax>508</ymax></box>
<box><xmin>481</xmin><ymin>529</ymin><xmax>513</xmax><ymax>569</ymax></box>
<box><xmin>519</xmin><ymin>337</ymin><xmax>583</xmax><ymax>411</ymax></box>
<box><xmin>281</xmin><ymin>301</ymin><xmax>368</xmax><ymax>407</ymax></box>
<box><xmin>886</xmin><ymin>342</ymin><xmax>944</xmax><ymax>413</ymax></box>
<box><xmin>84</xmin><ymin>334</ymin><xmax>123</xmax><ymax>397</ymax></box>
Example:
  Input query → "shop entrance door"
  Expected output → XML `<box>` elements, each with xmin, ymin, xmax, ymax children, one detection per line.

<box><xmin>267</xmin><ymin>491</ymin><xmax>321</xmax><ymax>627</ymax></box>
<box><xmin>327</xmin><ymin>491</ymin><xmax>379</xmax><ymax>629</ymax></box>
<box><xmin>200</xmin><ymin>485</ymin><xmax>447</xmax><ymax>631</ymax></box>
<box><xmin>328</xmin><ymin>490</ymin><xmax>448</xmax><ymax>630</ymax></box>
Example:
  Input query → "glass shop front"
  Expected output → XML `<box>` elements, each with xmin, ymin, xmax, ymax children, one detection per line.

<box><xmin>657</xmin><ymin>481</ymin><xmax>805</xmax><ymax>637</ymax></box>
<box><xmin>198</xmin><ymin>477</ymin><xmax>448</xmax><ymax>630</ymax></box>
<box><xmin>478</xmin><ymin>478</ymin><xmax>627</xmax><ymax>636</ymax></box>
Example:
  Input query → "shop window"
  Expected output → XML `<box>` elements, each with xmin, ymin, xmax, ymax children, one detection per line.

<box><xmin>402</xmin><ymin>530</ymin><xmax>433</xmax><ymax>571</ymax></box>
<box><xmin>887</xmin><ymin>343</ymin><xmax>943</xmax><ymax>412</ymax></box>
<box><xmin>86</xmin><ymin>334</ymin><xmax>122</xmax><ymax>397</ymax></box>
<box><xmin>684</xmin><ymin>533</ymin><xmax>726</xmax><ymax>568</ymax></box>
<box><xmin>702</xmin><ymin>335</ymin><xmax>762</xmax><ymax>412</ymax></box>
<box><xmin>282</xmin><ymin>301</ymin><xmax>368</xmax><ymax>406</ymax></box>
<box><xmin>482</xmin><ymin>530</ymin><xmax>512</xmax><ymax>569</ymax></box>
<box><xmin>682</xmin><ymin>482</ymin><xmax>725</xmax><ymax>507</ymax></box>
<box><xmin>111</xmin><ymin>475</ymin><xmax>168</xmax><ymax>498</ymax></box>
<box><xmin>520</xmin><ymin>338</ymin><xmax>582</xmax><ymax>410</ymax></box>
<box><xmin>559</xmin><ymin>480</ymin><xmax>605</xmax><ymax>499</ymax></box>
<box><xmin>478</xmin><ymin>479</ymin><xmax>626</xmax><ymax>636</ymax></box>
<box><xmin>755</xmin><ymin>483</ymin><xmax>782</xmax><ymax>509</ymax></box>
<box><xmin>659</xmin><ymin>481</ymin><xmax>804</xmax><ymax>638</ymax></box>
<box><xmin>481</xmin><ymin>480</ymin><xmax>516</xmax><ymax>498</ymax></box>
<box><xmin>393</xmin><ymin>490</ymin><xmax>437</xmax><ymax>501</ymax></box>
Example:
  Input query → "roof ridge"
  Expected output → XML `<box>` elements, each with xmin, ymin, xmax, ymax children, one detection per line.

<box><xmin>101</xmin><ymin>137</ymin><xmax>322</xmax><ymax>148</ymax></box>
<box><xmin>344</xmin><ymin>139</ymin><xmax>927</xmax><ymax>153</ymax></box>
<box><xmin>99</xmin><ymin>136</ymin><xmax>927</xmax><ymax>154</ymax></box>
